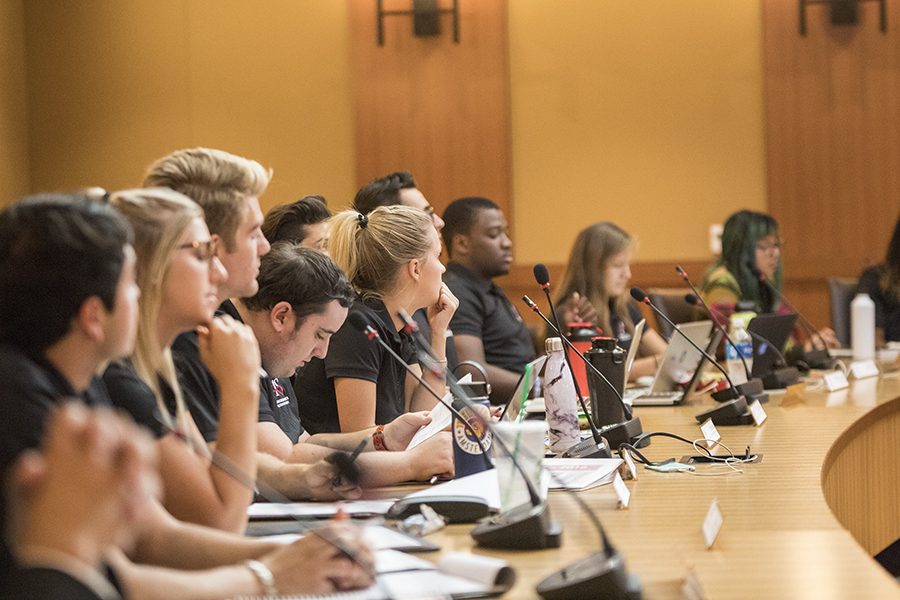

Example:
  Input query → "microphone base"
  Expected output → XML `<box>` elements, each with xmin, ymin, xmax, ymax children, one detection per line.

<box><xmin>471</xmin><ymin>501</ymin><xmax>562</xmax><ymax>550</ymax></box>
<box><xmin>761</xmin><ymin>367</ymin><xmax>800</xmax><ymax>389</ymax></box>
<box><xmin>748</xmin><ymin>391</ymin><xmax>770</xmax><ymax>405</ymax></box>
<box><xmin>803</xmin><ymin>348</ymin><xmax>837</xmax><ymax>370</ymax></box>
<box><xmin>598</xmin><ymin>417</ymin><xmax>647</xmax><ymax>451</ymax></box>
<box><xmin>536</xmin><ymin>549</ymin><xmax>643</xmax><ymax>600</ymax></box>
<box><xmin>712</xmin><ymin>378</ymin><xmax>764</xmax><ymax>402</ymax></box>
<box><xmin>696</xmin><ymin>396</ymin><xmax>753</xmax><ymax>426</ymax></box>
<box><xmin>562</xmin><ymin>435</ymin><xmax>613</xmax><ymax>459</ymax></box>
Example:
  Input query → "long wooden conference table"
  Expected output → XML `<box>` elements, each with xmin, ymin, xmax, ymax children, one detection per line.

<box><xmin>378</xmin><ymin>371</ymin><xmax>900</xmax><ymax>599</ymax></box>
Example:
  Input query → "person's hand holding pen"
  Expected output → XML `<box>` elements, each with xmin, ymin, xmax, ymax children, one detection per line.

<box><xmin>258</xmin><ymin>508</ymin><xmax>375</xmax><ymax>595</ymax></box>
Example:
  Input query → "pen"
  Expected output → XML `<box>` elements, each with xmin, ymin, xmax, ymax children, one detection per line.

<box><xmin>329</xmin><ymin>439</ymin><xmax>368</xmax><ymax>488</ymax></box>
<box><xmin>429</xmin><ymin>475</ymin><xmax>439</xmax><ymax>485</ymax></box>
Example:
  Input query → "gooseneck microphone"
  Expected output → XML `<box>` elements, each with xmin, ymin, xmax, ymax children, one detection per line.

<box><xmin>357</xmin><ymin>311</ymin><xmax>559</xmax><ymax>549</ymax></box>
<box><xmin>685</xmin><ymin>294</ymin><xmax>798</xmax><ymax>391</ymax></box>
<box><xmin>347</xmin><ymin>313</ymin><xmax>493</xmax><ymax>473</ymax></box>
<box><xmin>676</xmin><ymin>266</ymin><xmax>752</xmax><ymax>382</ymax></box>
<box><xmin>397</xmin><ymin>311</ymin><xmax>640</xmax><ymax>599</ymax></box>
<box><xmin>532</xmin><ymin>264</ymin><xmax>611</xmax><ymax>459</ymax></box>
<box><xmin>522</xmin><ymin>295</ymin><xmax>645</xmax><ymax>450</ymax></box>
<box><xmin>630</xmin><ymin>287</ymin><xmax>753</xmax><ymax>426</ymax></box>
<box><xmin>748</xmin><ymin>264</ymin><xmax>836</xmax><ymax>369</ymax></box>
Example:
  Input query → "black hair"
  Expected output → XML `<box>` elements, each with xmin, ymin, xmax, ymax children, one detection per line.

<box><xmin>242</xmin><ymin>242</ymin><xmax>354</xmax><ymax>328</ymax></box>
<box><xmin>262</xmin><ymin>195</ymin><xmax>331</xmax><ymax>245</ymax></box>
<box><xmin>352</xmin><ymin>171</ymin><xmax>417</xmax><ymax>215</ymax></box>
<box><xmin>441</xmin><ymin>196</ymin><xmax>499</xmax><ymax>255</ymax></box>
<box><xmin>881</xmin><ymin>213</ymin><xmax>900</xmax><ymax>301</ymax></box>
<box><xmin>0</xmin><ymin>194</ymin><xmax>132</xmax><ymax>355</ymax></box>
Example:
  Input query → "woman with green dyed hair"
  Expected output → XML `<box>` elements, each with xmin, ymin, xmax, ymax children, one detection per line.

<box><xmin>701</xmin><ymin>210</ymin><xmax>783</xmax><ymax>314</ymax></box>
<box><xmin>701</xmin><ymin>210</ymin><xmax>838</xmax><ymax>350</ymax></box>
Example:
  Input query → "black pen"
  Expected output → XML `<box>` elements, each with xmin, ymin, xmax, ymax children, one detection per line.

<box><xmin>328</xmin><ymin>439</ymin><xmax>368</xmax><ymax>488</ymax></box>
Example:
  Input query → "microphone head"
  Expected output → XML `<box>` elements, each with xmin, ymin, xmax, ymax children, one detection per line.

<box><xmin>675</xmin><ymin>265</ymin><xmax>689</xmax><ymax>280</ymax></box>
<box><xmin>629</xmin><ymin>287</ymin><xmax>648</xmax><ymax>303</ymax></box>
<box><xmin>347</xmin><ymin>312</ymin><xmax>370</xmax><ymax>332</ymax></box>
<box><xmin>684</xmin><ymin>293</ymin><xmax>700</xmax><ymax>306</ymax></box>
<box><xmin>533</xmin><ymin>263</ymin><xmax>550</xmax><ymax>287</ymax></box>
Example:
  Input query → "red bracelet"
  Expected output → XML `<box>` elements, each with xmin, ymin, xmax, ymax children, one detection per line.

<box><xmin>372</xmin><ymin>424</ymin><xmax>389</xmax><ymax>451</ymax></box>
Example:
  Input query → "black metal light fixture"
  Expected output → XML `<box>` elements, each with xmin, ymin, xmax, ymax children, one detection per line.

<box><xmin>376</xmin><ymin>0</ymin><xmax>460</xmax><ymax>45</ymax></box>
<box><xmin>799</xmin><ymin>0</ymin><xmax>887</xmax><ymax>35</ymax></box>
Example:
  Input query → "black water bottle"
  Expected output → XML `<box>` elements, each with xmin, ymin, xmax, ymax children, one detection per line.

<box><xmin>586</xmin><ymin>337</ymin><xmax>626</xmax><ymax>428</ymax></box>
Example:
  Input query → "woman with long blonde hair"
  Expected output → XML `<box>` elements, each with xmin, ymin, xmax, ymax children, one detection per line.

<box><xmin>103</xmin><ymin>187</ymin><xmax>262</xmax><ymax>532</ymax></box>
<box><xmin>296</xmin><ymin>205</ymin><xmax>458</xmax><ymax>434</ymax></box>
<box><xmin>555</xmin><ymin>222</ymin><xmax>666</xmax><ymax>380</ymax></box>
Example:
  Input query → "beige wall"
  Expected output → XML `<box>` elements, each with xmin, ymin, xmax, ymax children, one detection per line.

<box><xmin>21</xmin><ymin>0</ymin><xmax>356</xmax><ymax>210</ymax></box>
<box><xmin>508</xmin><ymin>1</ymin><xmax>767</xmax><ymax>264</ymax></box>
<box><xmin>0</xmin><ymin>0</ymin><xmax>30</xmax><ymax>206</ymax></box>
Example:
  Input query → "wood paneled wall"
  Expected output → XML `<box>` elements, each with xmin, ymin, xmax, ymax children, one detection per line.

<box><xmin>349</xmin><ymin>0</ymin><xmax>511</xmax><ymax>219</ymax></box>
<box><xmin>763</xmin><ymin>1</ymin><xmax>900</xmax><ymax>328</ymax></box>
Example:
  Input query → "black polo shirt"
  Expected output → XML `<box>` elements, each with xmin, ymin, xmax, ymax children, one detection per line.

<box><xmin>172</xmin><ymin>300</ymin><xmax>304</xmax><ymax>443</ymax></box>
<box><xmin>0</xmin><ymin>344</ymin><xmax>112</xmax><ymax>582</ymax></box>
<box><xmin>858</xmin><ymin>265</ymin><xmax>900</xmax><ymax>343</ymax></box>
<box><xmin>443</xmin><ymin>262</ymin><xmax>535</xmax><ymax>374</ymax></box>
<box><xmin>295</xmin><ymin>297</ymin><xmax>416</xmax><ymax>434</ymax></box>
<box><xmin>102</xmin><ymin>360</ymin><xmax>170</xmax><ymax>439</ymax></box>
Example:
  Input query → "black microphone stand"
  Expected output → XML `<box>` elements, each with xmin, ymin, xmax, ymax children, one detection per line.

<box><xmin>748</xmin><ymin>264</ymin><xmax>837</xmax><ymax>369</ymax></box>
<box><xmin>676</xmin><ymin>266</ymin><xmax>765</xmax><ymax>400</ymax></box>
<box><xmin>398</xmin><ymin>311</ymin><xmax>641</xmax><ymax>599</ymax></box>
<box><xmin>393</xmin><ymin>311</ymin><xmax>562</xmax><ymax>550</ymax></box>
<box><xmin>630</xmin><ymin>288</ymin><xmax>753</xmax><ymax>426</ymax></box>
<box><xmin>533</xmin><ymin>264</ymin><xmax>613</xmax><ymax>459</ymax></box>
<box><xmin>522</xmin><ymin>296</ymin><xmax>646</xmax><ymax>450</ymax></box>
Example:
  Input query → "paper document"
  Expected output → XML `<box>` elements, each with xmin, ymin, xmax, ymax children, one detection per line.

<box><xmin>405</xmin><ymin>395</ymin><xmax>453</xmax><ymax>450</ymax></box>
<box><xmin>247</xmin><ymin>499</ymin><xmax>396</xmax><ymax>520</ymax></box>
<box><xmin>544</xmin><ymin>458</ymin><xmax>622</xmax><ymax>491</ymax></box>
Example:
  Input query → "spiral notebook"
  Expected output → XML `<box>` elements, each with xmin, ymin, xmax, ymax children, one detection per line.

<box><xmin>234</xmin><ymin>549</ymin><xmax>515</xmax><ymax>599</ymax></box>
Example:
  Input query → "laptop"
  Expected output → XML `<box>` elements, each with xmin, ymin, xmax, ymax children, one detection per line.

<box><xmin>624</xmin><ymin>320</ymin><xmax>715</xmax><ymax>406</ymax></box>
<box><xmin>498</xmin><ymin>355</ymin><xmax>548</xmax><ymax>422</ymax></box>
<box><xmin>748</xmin><ymin>313</ymin><xmax>799</xmax><ymax>377</ymax></box>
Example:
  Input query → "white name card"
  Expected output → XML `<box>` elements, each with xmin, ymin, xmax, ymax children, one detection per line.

<box><xmin>612</xmin><ymin>471</ymin><xmax>630</xmax><ymax>509</ymax></box>
<box><xmin>700</xmin><ymin>418</ymin><xmax>721</xmax><ymax>449</ymax></box>
<box><xmin>749</xmin><ymin>399</ymin><xmax>768</xmax><ymax>426</ymax></box>
<box><xmin>849</xmin><ymin>360</ymin><xmax>879</xmax><ymax>380</ymax></box>
<box><xmin>619</xmin><ymin>448</ymin><xmax>638</xmax><ymax>481</ymax></box>
<box><xmin>824</xmin><ymin>370</ymin><xmax>849</xmax><ymax>392</ymax></box>
<box><xmin>702</xmin><ymin>497</ymin><xmax>723</xmax><ymax>549</ymax></box>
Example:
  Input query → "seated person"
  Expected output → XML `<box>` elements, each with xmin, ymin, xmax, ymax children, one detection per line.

<box><xmin>106</xmin><ymin>188</ymin><xmax>345</xmax><ymax>533</ymax></box>
<box><xmin>0</xmin><ymin>193</ymin><xmax>374</xmax><ymax>597</ymax></box>
<box><xmin>353</xmin><ymin>170</ymin><xmax>444</xmax><ymax>232</ymax></box>
<box><xmin>261</xmin><ymin>194</ymin><xmax>332</xmax><ymax>252</ymax></box>
<box><xmin>3</xmin><ymin>404</ymin><xmax>159</xmax><ymax>600</ymax></box>
<box><xmin>233</xmin><ymin>243</ymin><xmax>453</xmax><ymax>483</ymax></box>
<box><xmin>295</xmin><ymin>206</ymin><xmax>458</xmax><ymax>433</ymax></box>
<box><xmin>857</xmin><ymin>214</ymin><xmax>900</xmax><ymax>346</ymax></box>
<box><xmin>554</xmin><ymin>222</ymin><xmax>666</xmax><ymax>381</ymax></box>
<box><xmin>441</xmin><ymin>197</ymin><xmax>535</xmax><ymax>403</ymax></box>
<box><xmin>701</xmin><ymin>209</ymin><xmax>838</xmax><ymax>351</ymax></box>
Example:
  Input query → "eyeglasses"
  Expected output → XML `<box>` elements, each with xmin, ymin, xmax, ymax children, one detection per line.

<box><xmin>755</xmin><ymin>240</ymin><xmax>782</xmax><ymax>253</ymax></box>
<box><xmin>178</xmin><ymin>239</ymin><xmax>218</xmax><ymax>263</ymax></box>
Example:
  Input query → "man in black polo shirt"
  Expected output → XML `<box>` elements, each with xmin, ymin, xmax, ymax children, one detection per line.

<box><xmin>442</xmin><ymin>197</ymin><xmax>536</xmax><ymax>403</ymax></box>
<box><xmin>237</xmin><ymin>244</ymin><xmax>452</xmax><ymax>484</ymax></box>
<box><xmin>0</xmin><ymin>194</ymin><xmax>374</xmax><ymax>597</ymax></box>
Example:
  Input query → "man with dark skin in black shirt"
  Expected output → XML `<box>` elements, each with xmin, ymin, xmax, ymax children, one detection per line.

<box><xmin>442</xmin><ymin>197</ymin><xmax>536</xmax><ymax>404</ymax></box>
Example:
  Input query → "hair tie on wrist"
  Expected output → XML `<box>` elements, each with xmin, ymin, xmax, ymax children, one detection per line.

<box><xmin>357</xmin><ymin>213</ymin><xmax>369</xmax><ymax>229</ymax></box>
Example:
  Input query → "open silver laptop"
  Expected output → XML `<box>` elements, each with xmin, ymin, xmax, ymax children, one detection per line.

<box><xmin>624</xmin><ymin>320</ymin><xmax>714</xmax><ymax>406</ymax></box>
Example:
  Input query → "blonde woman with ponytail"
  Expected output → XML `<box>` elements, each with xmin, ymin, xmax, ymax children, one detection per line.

<box><xmin>296</xmin><ymin>206</ymin><xmax>459</xmax><ymax>434</ymax></box>
<box><xmin>103</xmin><ymin>188</ymin><xmax>262</xmax><ymax>532</ymax></box>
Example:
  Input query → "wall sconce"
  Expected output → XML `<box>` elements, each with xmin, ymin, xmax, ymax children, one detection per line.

<box><xmin>799</xmin><ymin>0</ymin><xmax>887</xmax><ymax>35</ymax></box>
<box><xmin>376</xmin><ymin>0</ymin><xmax>460</xmax><ymax>46</ymax></box>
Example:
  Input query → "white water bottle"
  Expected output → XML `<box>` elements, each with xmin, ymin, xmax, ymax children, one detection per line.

<box><xmin>543</xmin><ymin>337</ymin><xmax>581</xmax><ymax>453</ymax></box>
<box><xmin>725</xmin><ymin>313</ymin><xmax>753</xmax><ymax>385</ymax></box>
<box><xmin>851</xmin><ymin>293</ymin><xmax>875</xmax><ymax>361</ymax></box>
